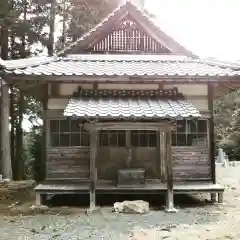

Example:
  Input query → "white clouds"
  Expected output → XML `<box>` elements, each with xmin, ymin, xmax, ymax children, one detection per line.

<box><xmin>146</xmin><ymin>0</ymin><xmax>240</xmax><ymax>60</ymax></box>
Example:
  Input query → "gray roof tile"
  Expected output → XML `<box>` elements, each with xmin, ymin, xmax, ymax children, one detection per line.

<box><xmin>64</xmin><ymin>98</ymin><xmax>201</xmax><ymax>119</ymax></box>
<box><xmin>5</xmin><ymin>54</ymin><xmax>240</xmax><ymax>77</ymax></box>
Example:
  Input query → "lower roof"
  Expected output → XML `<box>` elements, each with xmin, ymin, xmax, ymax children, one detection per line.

<box><xmin>63</xmin><ymin>97</ymin><xmax>201</xmax><ymax>119</ymax></box>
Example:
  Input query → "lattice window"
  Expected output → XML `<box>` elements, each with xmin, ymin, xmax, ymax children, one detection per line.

<box><xmin>50</xmin><ymin>119</ymin><xmax>90</xmax><ymax>147</ymax></box>
<box><xmin>99</xmin><ymin>130</ymin><xmax>126</xmax><ymax>147</ymax></box>
<box><xmin>92</xmin><ymin>15</ymin><xmax>169</xmax><ymax>53</ymax></box>
<box><xmin>131</xmin><ymin>131</ymin><xmax>157</xmax><ymax>147</ymax></box>
<box><xmin>172</xmin><ymin>120</ymin><xmax>208</xmax><ymax>146</ymax></box>
<box><xmin>99</xmin><ymin>130</ymin><xmax>156</xmax><ymax>147</ymax></box>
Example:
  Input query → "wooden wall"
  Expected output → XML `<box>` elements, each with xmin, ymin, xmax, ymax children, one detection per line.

<box><xmin>45</xmin><ymin>146</ymin><xmax>210</xmax><ymax>181</ymax></box>
<box><xmin>45</xmin><ymin>83</ymin><xmax>211</xmax><ymax>182</ymax></box>
<box><xmin>46</xmin><ymin>147</ymin><xmax>90</xmax><ymax>179</ymax></box>
<box><xmin>172</xmin><ymin>146</ymin><xmax>210</xmax><ymax>181</ymax></box>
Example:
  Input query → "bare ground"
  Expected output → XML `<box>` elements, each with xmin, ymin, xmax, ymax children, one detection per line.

<box><xmin>0</xmin><ymin>164</ymin><xmax>239</xmax><ymax>240</ymax></box>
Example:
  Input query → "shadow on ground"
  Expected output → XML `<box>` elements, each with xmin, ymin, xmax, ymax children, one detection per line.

<box><xmin>46</xmin><ymin>193</ymin><xmax>210</xmax><ymax>209</ymax></box>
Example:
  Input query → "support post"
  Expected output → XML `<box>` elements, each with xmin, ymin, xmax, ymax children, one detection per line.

<box><xmin>160</xmin><ymin>132</ymin><xmax>166</xmax><ymax>181</ymax></box>
<box><xmin>40</xmin><ymin>84</ymin><xmax>48</xmax><ymax>182</ymax></box>
<box><xmin>156</xmin><ymin>131</ymin><xmax>161</xmax><ymax>179</ymax></box>
<box><xmin>208</xmin><ymin>84</ymin><xmax>216</xmax><ymax>184</ymax></box>
<box><xmin>218</xmin><ymin>192</ymin><xmax>223</xmax><ymax>203</ymax></box>
<box><xmin>1</xmin><ymin>80</ymin><xmax>12</xmax><ymax>180</ymax></box>
<box><xmin>165</xmin><ymin>131</ymin><xmax>177</xmax><ymax>213</ymax></box>
<box><xmin>211</xmin><ymin>193</ymin><xmax>217</xmax><ymax>203</ymax></box>
<box><xmin>36</xmin><ymin>193</ymin><xmax>45</xmax><ymax>205</ymax></box>
<box><xmin>89</xmin><ymin>129</ymin><xmax>98</xmax><ymax>210</ymax></box>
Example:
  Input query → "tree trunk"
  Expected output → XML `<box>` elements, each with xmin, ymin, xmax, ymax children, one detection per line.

<box><xmin>61</xmin><ymin>0</ymin><xmax>67</xmax><ymax>48</ymax></box>
<box><xmin>1</xmin><ymin>82</ymin><xmax>12</xmax><ymax>180</ymax></box>
<box><xmin>15</xmin><ymin>91</ymin><xmax>24</xmax><ymax>180</ymax></box>
<box><xmin>10</xmin><ymin>87</ymin><xmax>17</xmax><ymax>180</ymax></box>
<box><xmin>48</xmin><ymin>0</ymin><xmax>56</xmax><ymax>56</ymax></box>
<box><xmin>15</xmin><ymin>0</ymin><xmax>27</xmax><ymax>180</ymax></box>
<box><xmin>0</xmin><ymin>25</ymin><xmax>9</xmax><ymax>60</ymax></box>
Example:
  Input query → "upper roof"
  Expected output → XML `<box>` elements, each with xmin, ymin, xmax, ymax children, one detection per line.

<box><xmin>2</xmin><ymin>54</ymin><xmax>240</xmax><ymax>78</ymax></box>
<box><xmin>1</xmin><ymin>1</ymin><xmax>240</xmax><ymax>82</ymax></box>
<box><xmin>57</xmin><ymin>1</ymin><xmax>196</xmax><ymax>56</ymax></box>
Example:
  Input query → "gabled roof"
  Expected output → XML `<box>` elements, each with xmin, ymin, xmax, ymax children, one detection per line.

<box><xmin>57</xmin><ymin>1</ymin><xmax>196</xmax><ymax>57</ymax></box>
<box><xmin>3</xmin><ymin>54</ymin><xmax>240</xmax><ymax>78</ymax></box>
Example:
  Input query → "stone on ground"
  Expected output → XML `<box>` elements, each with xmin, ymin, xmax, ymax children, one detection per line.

<box><xmin>113</xmin><ymin>200</ymin><xmax>149</xmax><ymax>214</ymax></box>
<box><xmin>30</xmin><ymin>205</ymin><xmax>49</xmax><ymax>213</ymax></box>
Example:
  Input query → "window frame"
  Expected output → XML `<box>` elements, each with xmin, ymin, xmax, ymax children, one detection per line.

<box><xmin>172</xmin><ymin>119</ymin><xmax>208</xmax><ymax>147</ymax></box>
<box><xmin>49</xmin><ymin>118</ymin><xmax>90</xmax><ymax>147</ymax></box>
<box><xmin>130</xmin><ymin>130</ymin><xmax>157</xmax><ymax>148</ymax></box>
<box><xmin>99</xmin><ymin>130</ymin><xmax>126</xmax><ymax>147</ymax></box>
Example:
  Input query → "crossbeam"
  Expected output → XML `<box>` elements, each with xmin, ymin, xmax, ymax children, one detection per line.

<box><xmin>85</xmin><ymin>121</ymin><xmax>175</xmax><ymax>131</ymax></box>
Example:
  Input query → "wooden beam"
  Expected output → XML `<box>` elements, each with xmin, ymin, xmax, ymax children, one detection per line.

<box><xmin>7</xmin><ymin>74</ymin><xmax>240</xmax><ymax>84</ymax></box>
<box><xmin>165</xmin><ymin>131</ymin><xmax>177</xmax><ymax>213</ymax></box>
<box><xmin>89</xmin><ymin>129</ymin><xmax>98</xmax><ymax>209</ymax></box>
<box><xmin>1</xmin><ymin>81</ymin><xmax>12</xmax><ymax>180</ymax></box>
<box><xmin>85</xmin><ymin>122</ymin><xmax>174</xmax><ymax>131</ymax></box>
<box><xmin>208</xmin><ymin>84</ymin><xmax>216</xmax><ymax>184</ymax></box>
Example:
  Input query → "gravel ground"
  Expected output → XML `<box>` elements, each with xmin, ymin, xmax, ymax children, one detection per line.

<box><xmin>0</xmin><ymin>164</ymin><xmax>240</xmax><ymax>240</ymax></box>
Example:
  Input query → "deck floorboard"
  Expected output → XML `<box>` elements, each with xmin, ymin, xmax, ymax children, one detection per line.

<box><xmin>34</xmin><ymin>180</ymin><xmax>224</xmax><ymax>194</ymax></box>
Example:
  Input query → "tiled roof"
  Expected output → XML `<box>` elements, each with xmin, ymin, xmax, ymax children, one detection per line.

<box><xmin>63</xmin><ymin>98</ymin><xmax>201</xmax><ymax>119</ymax></box>
<box><xmin>4</xmin><ymin>54</ymin><xmax>240</xmax><ymax>77</ymax></box>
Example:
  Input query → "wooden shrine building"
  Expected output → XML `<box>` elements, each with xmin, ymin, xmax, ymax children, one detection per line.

<box><xmin>1</xmin><ymin>1</ymin><xmax>240</xmax><ymax>211</ymax></box>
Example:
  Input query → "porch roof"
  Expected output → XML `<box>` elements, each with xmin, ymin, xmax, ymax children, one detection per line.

<box><xmin>63</xmin><ymin>97</ymin><xmax>201</xmax><ymax>119</ymax></box>
<box><xmin>2</xmin><ymin>54</ymin><xmax>240</xmax><ymax>78</ymax></box>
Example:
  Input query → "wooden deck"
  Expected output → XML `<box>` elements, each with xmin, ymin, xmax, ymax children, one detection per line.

<box><xmin>35</xmin><ymin>179</ymin><xmax>224</xmax><ymax>195</ymax></box>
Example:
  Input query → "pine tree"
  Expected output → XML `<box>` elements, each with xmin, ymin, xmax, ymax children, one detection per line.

<box><xmin>57</xmin><ymin>0</ymin><xmax>120</xmax><ymax>49</ymax></box>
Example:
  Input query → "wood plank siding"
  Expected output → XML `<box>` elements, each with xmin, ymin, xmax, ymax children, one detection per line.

<box><xmin>172</xmin><ymin>146</ymin><xmax>210</xmax><ymax>181</ymax></box>
<box><xmin>45</xmin><ymin>146</ymin><xmax>210</xmax><ymax>181</ymax></box>
<box><xmin>46</xmin><ymin>147</ymin><xmax>90</xmax><ymax>179</ymax></box>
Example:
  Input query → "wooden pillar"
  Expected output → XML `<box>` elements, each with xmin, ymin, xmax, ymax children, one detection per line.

<box><xmin>89</xmin><ymin>129</ymin><xmax>98</xmax><ymax>210</ymax></box>
<box><xmin>36</xmin><ymin>193</ymin><xmax>45</xmax><ymax>205</ymax></box>
<box><xmin>159</xmin><ymin>131</ymin><xmax>166</xmax><ymax>181</ymax></box>
<box><xmin>1</xmin><ymin>80</ymin><xmax>12</xmax><ymax>180</ymax></box>
<box><xmin>165</xmin><ymin>131</ymin><xmax>177</xmax><ymax>213</ymax></box>
<box><xmin>126</xmin><ymin>130</ymin><xmax>131</xmax><ymax>167</ymax></box>
<box><xmin>211</xmin><ymin>193</ymin><xmax>217</xmax><ymax>203</ymax></box>
<box><xmin>208</xmin><ymin>84</ymin><xmax>216</xmax><ymax>184</ymax></box>
<box><xmin>40</xmin><ymin>84</ymin><xmax>48</xmax><ymax>182</ymax></box>
<box><xmin>218</xmin><ymin>192</ymin><xmax>223</xmax><ymax>203</ymax></box>
<box><xmin>156</xmin><ymin>131</ymin><xmax>161</xmax><ymax>179</ymax></box>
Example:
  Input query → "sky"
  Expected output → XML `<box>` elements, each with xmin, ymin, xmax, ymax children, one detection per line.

<box><xmin>145</xmin><ymin>0</ymin><xmax>240</xmax><ymax>61</ymax></box>
<box><xmin>52</xmin><ymin>0</ymin><xmax>240</xmax><ymax>61</ymax></box>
